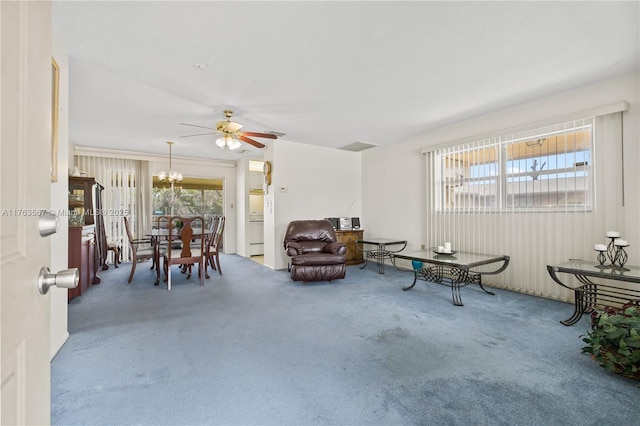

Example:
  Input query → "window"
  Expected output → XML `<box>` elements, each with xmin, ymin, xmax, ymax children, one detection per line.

<box><xmin>152</xmin><ymin>177</ymin><xmax>223</xmax><ymax>221</ymax></box>
<box><xmin>433</xmin><ymin>118</ymin><xmax>593</xmax><ymax>212</ymax></box>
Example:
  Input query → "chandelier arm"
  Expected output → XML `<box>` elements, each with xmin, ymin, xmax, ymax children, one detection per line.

<box><xmin>160</xmin><ymin>141</ymin><xmax>183</xmax><ymax>184</ymax></box>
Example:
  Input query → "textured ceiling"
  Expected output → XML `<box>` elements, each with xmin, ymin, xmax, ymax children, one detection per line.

<box><xmin>53</xmin><ymin>1</ymin><xmax>639</xmax><ymax>162</ymax></box>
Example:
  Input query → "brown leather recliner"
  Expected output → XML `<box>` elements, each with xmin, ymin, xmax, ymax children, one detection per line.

<box><xmin>283</xmin><ymin>220</ymin><xmax>347</xmax><ymax>282</ymax></box>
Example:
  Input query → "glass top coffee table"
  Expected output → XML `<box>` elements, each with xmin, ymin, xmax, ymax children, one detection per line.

<box><xmin>547</xmin><ymin>259</ymin><xmax>640</xmax><ymax>325</ymax></box>
<box><xmin>356</xmin><ymin>238</ymin><xmax>407</xmax><ymax>274</ymax></box>
<box><xmin>394</xmin><ymin>249</ymin><xmax>510</xmax><ymax>306</ymax></box>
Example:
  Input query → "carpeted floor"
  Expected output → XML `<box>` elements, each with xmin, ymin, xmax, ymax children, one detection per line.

<box><xmin>51</xmin><ymin>254</ymin><xmax>639</xmax><ymax>425</ymax></box>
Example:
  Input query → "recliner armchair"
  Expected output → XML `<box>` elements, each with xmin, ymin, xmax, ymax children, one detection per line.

<box><xmin>283</xmin><ymin>220</ymin><xmax>347</xmax><ymax>282</ymax></box>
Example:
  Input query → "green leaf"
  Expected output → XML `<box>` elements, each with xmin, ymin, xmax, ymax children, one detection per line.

<box><xmin>582</xmin><ymin>306</ymin><xmax>640</xmax><ymax>380</ymax></box>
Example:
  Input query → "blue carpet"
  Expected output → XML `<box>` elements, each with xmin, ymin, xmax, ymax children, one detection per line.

<box><xmin>51</xmin><ymin>254</ymin><xmax>639</xmax><ymax>425</ymax></box>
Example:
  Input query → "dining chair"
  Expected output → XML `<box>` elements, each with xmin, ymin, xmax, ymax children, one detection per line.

<box><xmin>105</xmin><ymin>238</ymin><xmax>121</xmax><ymax>269</ymax></box>
<box><xmin>186</xmin><ymin>216</ymin><xmax>216</xmax><ymax>254</ymax></box>
<box><xmin>123</xmin><ymin>216</ymin><xmax>158</xmax><ymax>284</ymax></box>
<box><xmin>182</xmin><ymin>216</ymin><xmax>220</xmax><ymax>279</ymax></box>
<box><xmin>205</xmin><ymin>216</ymin><xmax>225</xmax><ymax>276</ymax></box>
<box><xmin>160</xmin><ymin>216</ymin><xmax>207</xmax><ymax>290</ymax></box>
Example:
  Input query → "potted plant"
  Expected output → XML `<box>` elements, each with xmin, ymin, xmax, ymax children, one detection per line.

<box><xmin>581</xmin><ymin>303</ymin><xmax>640</xmax><ymax>382</ymax></box>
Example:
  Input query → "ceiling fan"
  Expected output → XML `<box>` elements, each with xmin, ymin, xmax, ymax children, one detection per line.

<box><xmin>180</xmin><ymin>110</ymin><xmax>278</xmax><ymax>150</ymax></box>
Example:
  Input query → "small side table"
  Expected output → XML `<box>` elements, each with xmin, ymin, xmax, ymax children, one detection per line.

<box><xmin>357</xmin><ymin>239</ymin><xmax>407</xmax><ymax>274</ymax></box>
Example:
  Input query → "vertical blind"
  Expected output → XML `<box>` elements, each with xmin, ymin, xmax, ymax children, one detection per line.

<box><xmin>425</xmin><ymin>112</ymin><xmax>624</xmax><ymax>302</ymax></box>
<box><xmin>75</xmin><ymin>156</ymin><xmax>151</xmax><ymax>262</ymax></box>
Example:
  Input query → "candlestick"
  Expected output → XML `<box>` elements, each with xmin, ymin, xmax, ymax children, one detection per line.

<box><xmin>606</xmin><ymin>237</ymin><xmax>618</xmax><ymax>266</ymax></box>
<box><xmin>606</xmin><ymin>231</ymin><xmax>620</xmax><ymax>238</ymax></box>
<box><xmin>594</xmin><ymin>244</ymin><xmax>607</xmax><ymax>251</ymax></box>
<box><xmin>614</xmin><ymin>239</ymin><xmax>629</xmax><ymax>247</ymax></box>
<box><xmin>614</xmin><ymin>246</ymin><xmax>629</xmax><ymax>270</ymax></box>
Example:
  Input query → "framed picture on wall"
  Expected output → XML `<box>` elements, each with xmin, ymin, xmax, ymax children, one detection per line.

<box><xmin>51</xmin><ymin>58</ymin><xmax>59</xmax><ymax>182</ymax></box>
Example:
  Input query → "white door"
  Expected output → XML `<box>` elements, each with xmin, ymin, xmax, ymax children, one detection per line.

<box><xmin>1</xmin><ymin>1</ymin><xmax>54</xmax><ymax>424</ymax></box>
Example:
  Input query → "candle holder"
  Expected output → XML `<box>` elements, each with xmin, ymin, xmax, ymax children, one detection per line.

<box><xmin>595</xmin><ymin>249</ymin><xmax>607</xmax><ymax>267</ymax></box>
<box><xmin>606</xmin><ymin>237</ymin><xmax>618</xmax><ymax>266</ymax></box>
<box><xmin>614</xmin><ymin>245</ymin><xmax>629</xmax><ymax>271</ymax></box>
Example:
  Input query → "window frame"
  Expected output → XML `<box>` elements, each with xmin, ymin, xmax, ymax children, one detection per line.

<box><xmin>152</xmin><ymin>178</ymin><xmax>224</xmax><ymax>221</ymax></box>
<box><xmin>433</xmin><ymin>118</ymin><xmax>595</xmax><ymax>213</ymax></box>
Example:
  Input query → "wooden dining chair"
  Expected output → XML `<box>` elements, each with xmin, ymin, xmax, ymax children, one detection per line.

<box><xmin>205</xmin><ymin>216</ymin><xmax>225</xmax><ymax>276</ymax></box>
<box><xmin>160</xmin><ymin>216</ymin><xmax>207</xmax><ymax>290</ymax></box>
<box><xmin>105</xmin><ymin>239</ymin><xmax>121</xmax><ymax>269</ymax></box>
<box><xmin>123</xmin><ymin>216</ymin><xmax>158</xmax><ymax>284</ymax></box>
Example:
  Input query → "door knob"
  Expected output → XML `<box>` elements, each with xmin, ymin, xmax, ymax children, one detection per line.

<box><xmin>38</xmin><ymin>210</ymin><xmax>59</xmax><ymax>237</ymax></box>
<box><xmin>37</xmin><ymin>267</ymin><xmax>79</xmax><ymax>295</ymax></box>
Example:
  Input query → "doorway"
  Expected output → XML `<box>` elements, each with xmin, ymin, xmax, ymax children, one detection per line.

<box><xmin>248</xmin><ymin>160</ymin><xmax>265</xmax><ymax>264</ymax></box>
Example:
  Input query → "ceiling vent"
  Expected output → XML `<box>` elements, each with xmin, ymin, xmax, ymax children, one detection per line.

<box><xmin>337</xmin><ymin>141</ymin><xmax>378</xmax><ymax>152</ymax></box>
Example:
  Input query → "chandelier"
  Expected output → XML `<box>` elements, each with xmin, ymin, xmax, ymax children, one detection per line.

<box><xmin>216</xmin><ymin>135</ymin><xmax>242</xmax><ymax>151</ymax></box>
<box><xmin>158</xmin><ymin>141</ymin><xmax>183</xmax><ymax>185</ymax></box>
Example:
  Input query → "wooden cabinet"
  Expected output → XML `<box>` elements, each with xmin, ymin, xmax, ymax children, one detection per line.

<box><xmin>68</xmin><ymin>176</ymin><xmax>105</xmax><ymax>301</ymax></box>
<box><xmin>68</xmin><ymin>176</ymin><xmax>98</xmax><ymax>224</ymax></box>
<box><xmin>335</xmin><ymin>229</ymin><xmax>364</xmax><ymax>266</ymax></box>
<box><xmin>69</xmin><ymin>175</ymin><xmax>107</xmax><ymax>266</ymax></box>
<box><xmin>249</xmin><ymin>171</ymin><xmax>264</xmax><ymax>190</ymax></box>
<box><xmin>68</xmin><ymin>225</ymin><xmax>97</xmax><ymax>300</ymax></box>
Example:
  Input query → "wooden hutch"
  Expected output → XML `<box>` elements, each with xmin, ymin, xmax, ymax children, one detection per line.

<box><xmin>68</xmin><ymin>176</ymin><xmax>107</xmax><ymax>300</ymax></box>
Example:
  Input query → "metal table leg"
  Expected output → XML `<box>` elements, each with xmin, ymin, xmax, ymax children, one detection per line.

<box><xmin>377</xmin><ymin>244</ymin><xmax>385</xmax><ymax>274</ymax></box>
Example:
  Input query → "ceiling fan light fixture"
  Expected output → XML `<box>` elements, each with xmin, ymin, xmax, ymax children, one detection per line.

<box><xmin>182</xmin><ymin>110</ymin><xmax>277</xmax><ymax>151</ymax></box>
<box><xmin>229</xmin><ymin>138</ymin><xmax>242</xmax><ymax>150</ymax></box>
<box><xmin>216</xmin><ymin>135</ymin><xmax>242</xmax><ymax>151</ymax></box>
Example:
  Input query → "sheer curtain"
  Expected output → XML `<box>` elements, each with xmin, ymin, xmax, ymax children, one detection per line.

<box><xmin>74</xmin><ymin>156</ymin><xmax>152</xmax><ymax>262</ymax></box>
<box><xmin>424</xmin><ymin>110</ymin><xmax>625</xmax><ymax>302</ymax></box>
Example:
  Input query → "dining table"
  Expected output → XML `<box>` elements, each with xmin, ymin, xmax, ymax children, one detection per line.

<box><xmin>146</xmin><ymin>225</ymin><xmax>214</xmax><ymax>286</ymax></box>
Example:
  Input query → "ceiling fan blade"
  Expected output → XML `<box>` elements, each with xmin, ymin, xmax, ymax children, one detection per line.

<box><xmin>180</xmin><ymin>122</ymin><xmax>217</xmax><ymax>131</ymax></box>
<box><xmin>242</xmin><ymin>131</ymin><xmax>278</xmax><ymax>139</ymax></box>
<box><xmin>179</xmin><ymin>132</ymin><xmax>216</xmax><ymax>138</ymax></box>
<box><xmin>237</xmin><ymin>135</ymin><xmax>266</xmax><ymax>149</ymax></box>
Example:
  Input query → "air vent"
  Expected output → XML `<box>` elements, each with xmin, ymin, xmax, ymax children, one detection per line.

<box><xmin>337</xmin><ymin>141</ymin><xmax>378</xmax><ymax>152</ymax></box>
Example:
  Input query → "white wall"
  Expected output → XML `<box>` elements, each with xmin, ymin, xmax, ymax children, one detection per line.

<box><xmin>362</xmin><ymin>71</ymin><xmax>640</xmax><ymax>299</ymax></box>
<box><xmin>264</xmin><ymin>140</ymin><xmax>362</xmax><ymax>270</ymax></box>
<box><xmin>50</xmin><ymin>29</ymin><xmax>70</xmax><ymax>360</ymax></box>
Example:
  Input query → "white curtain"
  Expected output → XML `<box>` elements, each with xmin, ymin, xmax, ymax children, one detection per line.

<box><xmin>136</xmin><ymin>160</ymin><xmax>152</xmax><ymax>238</ymax></box>
<box><xmin>74</xmin><ymin>156</ymin><xmax>152</xmax><ymax>262</ymax></box>
<box><xmin>424</xmin><ymin>112</ymin><xmax>624</xmax><ymax>302</ymax></box>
